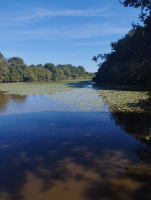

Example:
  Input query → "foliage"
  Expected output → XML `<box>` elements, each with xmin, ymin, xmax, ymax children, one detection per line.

<box><xmin>0</xmin><ymin>55</ymin><xmax>10</xmax><ymax>82</ymax></box>
<box><xmin>93</xmin><ymin>14</ymin><xmax>151</xmax><ymax>86</ymax></box>
<box><xmin>120</xmin><ymin>0</ymin><xmax>151</xmax><ymax>20</ymax></box>
<box><xmin>0</xmin><ymin>52</ymin><xmax>88</xmax><ymax>82</ymax></box>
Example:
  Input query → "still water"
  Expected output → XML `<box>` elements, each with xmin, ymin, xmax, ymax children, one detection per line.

<box><xmin>0</xmin><ymin>81</ymin><xmax>151</xmax><ymax>200</ymax></box>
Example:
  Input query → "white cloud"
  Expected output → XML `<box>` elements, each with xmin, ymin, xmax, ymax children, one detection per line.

<box><xmin>0</xmin><ymin>7</ymin><xmax>135</xmax><ymax>27</ymax></box>
<box><xmin>36</xmin><ymin>8</ymin><xmax>116</xmax><ymax>18</ymax></box>
<box><xmin>29</xmin><ymin>24</ymin><xmax>129</xmax><ymax>39</ymax></box>
<box><xmin>0</xmin><ymin>23</ymin><xmax>130</xmax><ymax>42</ymax></box>
<box><xmin>71</xmin><ymin>41</ymin><xmax>111</xmax><ymax>46</ymax></box>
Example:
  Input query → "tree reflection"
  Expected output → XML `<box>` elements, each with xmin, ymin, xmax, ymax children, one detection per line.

<box><xmin>110</xmin><ymin>112</ymin><xmax>151</xmax><ymax>139</ymax></box>
<box><xmin>0</xmin><ymin>92</ymin><xmax>10</xmax><ymax>113</ymax></box>
<box><xmin>0</xmin><ymin>91</ymin><xmax>27</xmax><ymax>113</ymax></box>
<box><xmin>0</xmin><ymin>109</ymin><xmax>151</xmax><ymax>200</ymax></box>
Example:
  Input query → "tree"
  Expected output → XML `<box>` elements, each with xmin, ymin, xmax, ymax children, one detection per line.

<box><xmin>8</xmin><ymin>57</ymin><xmax>25</xmax><ymax>65</ymax></box>
<box><xmin>26</xmin><ymin>67</ymin><xmax>37</xmax><ymax>81</ymax></box>
<box><xmin>32</xmin><ymin>66</ymin><xmax>45</xmax><ymax>81</ymax></box>
<box><xmin>45</xmin><ymin>69</ymin><xmax>52</xmax><ymax>81</ymax></box>
<box><xmin>76</xmin><ymin>66</ymin><xmax>86</xmax><ymax>76</ymax></box>
<box><xmin>44</xmin><ymin>63</ymin><xmax>59</xmax><ymax>80</ymax></box>
<box><xmin>93</xmin><ymin>0</ymin><xmax>151</xmax><ymax>86</ymax></box>
<box><xmin>0</xmin><ymin>52</ymin><xmax>4</xmax><ymax>60</ymax></box>
<box><xmin>58</xmin><ymin>68</ymin><xmax>65</xmax><ymax>80</ymax></box>
<box><xmin>0</xmin><ymin>60</ymin><xmax>9</xmax><ymax>82</ymax></box>
<box><xmin>62</xmin><ymin>67</ymin><xmax>71</xmax><ymax>78</ymax></box>
<box><xmin>0</xmin><ymin>53</ymin><xmax>87</xmax><ymax>82</ymax></box>
<box><xmin>9</xmin><ymin>66</ymin><xmax>22</xmax><ymax>82</ymax></box>
<box><xmin>120</xmin><ymin>0</ymin><xmax>151</xmax><ymax>20</ymax></box>
<box><xmin>37</xmin><ymin>64</ymin><xmax>44</xmax><ymax>68</ymax></box>
<box><xmin>93</xmin><ymin>14</ymin><xmax>151</xmax><ymax>85</ymax></box>
<box><xmin>8</xmin><ymin>57</ymin><xmax>28</xmax><ymax>81</ymax></box>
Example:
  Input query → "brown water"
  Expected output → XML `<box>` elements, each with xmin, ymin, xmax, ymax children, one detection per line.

<box><xmin>0</xmin><ymin>81</ymin><xmax>151</xmax><ymax>200</ymax></box>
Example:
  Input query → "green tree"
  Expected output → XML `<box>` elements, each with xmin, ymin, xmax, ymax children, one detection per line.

<box><xmin>62</xmin><ymin>67</ymin><xmax>71</xmax><ymax>78</ymax></box>
<box><xmin>9</xmin><ymin>66</ymin><xmax>21</xmax><ymax>82</ymax></box>
<box><xmin>37</xmin><ymin>64</ymin><xmax>44</xmax><ymax>68</ymax></box>
<box><xmin>58</xmin><ymin>68</ymin><xmax>65</xmax><ymax>80</ymax></box>
<box><xmin>0</xmin><ymin>53</ymin><xmax>87</xmax><ymax>82</ymax></box>
<box><xmin>0</xmin><ymin>52</ymin><xmax>4</xmax><ymax>60</ymax></box>
<box><xmin>0</xmin><ymin>53</ymin><xmax>10</xmax><ymax>82</ymax></box>
<box><xmin>93</xmin><ymin>14</ymin><xmax>151</xmax><ymax>85</ymax></box>
<box><xmin>76</xmin><ymin>66</ymin><xmax>86</xmax><ymax>76</ymax></box>
<box><xmin>8</xmin><ymin>57</ymin><xmax>28</xmax><ymax>81</ymax></box>
<box><xmin>26</xmin><ymin>67</ymin><xmax>37</xmax><ymax>81</ymax></box>
<box><xmin>45</xmin><ymin>68</ymin><xmax>52</xmax><ymax>81</ymax></box>
<box><xmin>32</xmin><ymin>66</ymin><xmax>45</xmax><ymax>81</ymax></box>
<box><xmin>44</xmin><ymin>63</ymin><xmax>59</xmax><ymax>80</ymax></box>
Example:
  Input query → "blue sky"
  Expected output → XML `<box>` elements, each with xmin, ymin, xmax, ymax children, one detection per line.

<box><xmin>0</xmin><ymin>0</ymin><xmax>140</xmax><ymax>72</ymax></box>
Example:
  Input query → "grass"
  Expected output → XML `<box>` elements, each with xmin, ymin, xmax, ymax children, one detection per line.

<box><xmin>24</xmin><ymin>78</ymin><xmax>93</xmax><ymax>85</ymax></box>
<box><xmin>76</xmin><ymin>76</ymin><xmax>95</xmax><ymax>79</ymax></box>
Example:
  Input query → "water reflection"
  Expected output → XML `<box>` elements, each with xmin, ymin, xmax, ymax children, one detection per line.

<box><xmin>0</xmin><ymin>92</ymin><xmax>9</xmax><ymax>113</ymax></box>
<box><xmin>110</xmin><ymin>112</ymin><xmax>151</xmax><ymax>138</ymax></box>
<box><xmin>0</xmin><ymin>91</ymin><xmax>27</xmax><ymax>113</ymax></box>
<box><xmin>0</xmin><ymin>109</ymin><xmax>151</xmax><ymax>200</ymax></box>
<box><xmin>0</xmin><ymin>83</ymin><xmax>151</xmax><ymax>200</ymax></box>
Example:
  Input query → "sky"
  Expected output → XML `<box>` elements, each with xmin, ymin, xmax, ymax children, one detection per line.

<box><xmin>0</xmin><ymin>0</ymin><xmax>140</xmax><ymax>72</ymax></box>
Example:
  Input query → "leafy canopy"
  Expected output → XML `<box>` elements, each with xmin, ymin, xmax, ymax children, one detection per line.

<box><xmin>120</xmin><ymin>0</ymin><xmax>151</xmax><ymax>20</ymax></box>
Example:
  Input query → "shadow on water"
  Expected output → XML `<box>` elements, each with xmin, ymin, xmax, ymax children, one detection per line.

<box><xmin>126</xmin><ymin>93</ymin><xmax>151</xmax><ymax>112</ymax></box>
<box><xmin>107</xmin><ymin>111</ymin><xmax>151</xmax><ymax>200</ymax></box>
<box><xmin>0</xmin><ymin>109</ymin><xmax>151</xmax><ymax>200</ymax></box>
<box><xmin>93</xmin><ymin>82</ymin><xmax>151</xmax><ymax>92</ymax></box>
<box><xmin>110</xmin><ymin>112</ymin><xmax>151</xmax><ymax>139</ymax></box>
<box><xmin>83</xmin><ymin>111</ymin><xmax>151</xmax><ymax>200</ymax></box>
<box><xmin>110</xmin><ymin>111</ymin><xmax>151</xmax><ymax>164</ymax></box>
<box><xmin>65</xmin><ymin>81</ymin><xmax>93</xmax><ymax>89</ymax></box>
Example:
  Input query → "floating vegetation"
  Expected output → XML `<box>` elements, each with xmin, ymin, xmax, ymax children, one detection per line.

<box><xmin>0</xmin><ymin>82</ymin><xmax>150</xmax><ymax>112</ymax></box>
<box><xmin>97</xmin><ymin>90</ymin><xmax>149</xmax><ymax>113</ymax></box>
<box><xmin>47</xmin><ymin>89</ymin><xmax>109</xmax><ymax>112</ymax></box>
<box><xmin>0</xmin><ymin>82</ymin><xmax>72</xmax><ymax>96</ymax></box>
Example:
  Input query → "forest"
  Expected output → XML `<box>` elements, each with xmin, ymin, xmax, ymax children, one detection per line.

<box><xmin>0</xmin><ymin>53</ymin><xmax>89</xmax><ymax>82</ymax></box>
<box><xmin>93</xmin><ymin>0</ymin><xmax>151</xmax><ymax>86</ymax></box>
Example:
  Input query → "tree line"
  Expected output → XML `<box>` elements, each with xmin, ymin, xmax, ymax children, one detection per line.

<box><xmin>0</xmin><ymin>53</ymin><xmax>88</xmax><ymax>82</ymax></box>
<box><xmin>93</xmin><ymin>0</ymin><xmax>151</xmax><ymax>86</ymax></box>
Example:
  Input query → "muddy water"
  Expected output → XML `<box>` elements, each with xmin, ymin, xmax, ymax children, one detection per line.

<box><xmin>0</xmin><ymin>81</ymin><xmax>151</xmax><ymax>200</ymax></box>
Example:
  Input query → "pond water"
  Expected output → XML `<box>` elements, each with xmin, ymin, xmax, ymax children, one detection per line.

<box><xmin>0</xmin><ymin>80</ymin><xmax>151</xmax><ymax>200</ymax></box>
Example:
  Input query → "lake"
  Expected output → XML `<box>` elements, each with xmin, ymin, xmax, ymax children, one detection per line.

<box><xmin>0</xmin><ymin>80</ymin><xmax>151</xmax><ymax>200</ymax></box>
